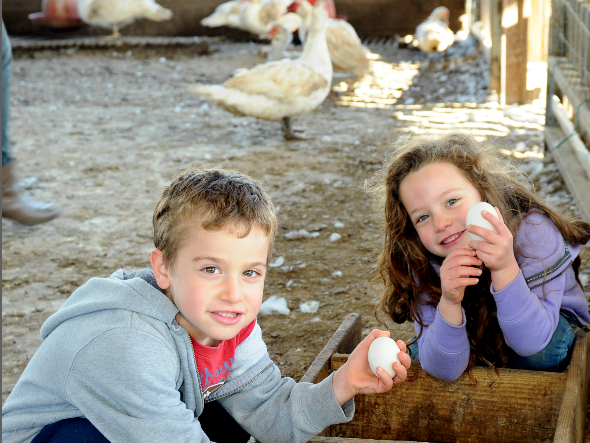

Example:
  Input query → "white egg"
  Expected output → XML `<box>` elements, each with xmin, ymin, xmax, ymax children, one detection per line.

<box><xmin>368</xmin><ymin>336</ymin><xmax>401</xmax><ymax>378</ymax></box>
<box><xmin>466</xmin><ymin>202</ymin><xmax>499</xmax><ymax>241</ymax></box>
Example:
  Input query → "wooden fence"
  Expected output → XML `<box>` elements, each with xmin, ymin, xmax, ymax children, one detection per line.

<box><xmin>546</xmin><ymin>0</ymin><xmax>590</xmax><ymax>223</ymax></box>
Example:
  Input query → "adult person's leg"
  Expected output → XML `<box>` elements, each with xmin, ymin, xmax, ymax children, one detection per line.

<box><xmin>2</xmin><ymin>20</ymin><xmax>13</xmax><ymax>167</ymax></box>
<box><xmin>31</xmin><ymin>418</ymin><xmax>110</xmax><ymax>443</ymax></box>
<box><xmin>2</xmin><ymin>20</ymin><xmax>60</xmax><ymax>225</ymax></box>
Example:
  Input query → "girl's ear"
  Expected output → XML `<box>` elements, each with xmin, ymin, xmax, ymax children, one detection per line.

<box><xmin>150</xmin><ymin>248</ymin><xmax>171</xmax><ymax>290</ymax></box>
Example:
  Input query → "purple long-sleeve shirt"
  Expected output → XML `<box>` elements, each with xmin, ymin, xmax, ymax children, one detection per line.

<box><xmin>414</xmin><ymin>211</ymin><xmax>590</xmax><ymax>381</ymax></box>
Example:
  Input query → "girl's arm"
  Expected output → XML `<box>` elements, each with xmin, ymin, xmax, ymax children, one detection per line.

<box><xmin>483</xmin><ymin>212</ymin><xmax>571</xmax><ymax>356</ymax></box>
<box><xmin>414</xmin><ymin>248</ymin><xmax>479</xmax><ymax>381</ymax></box>
<box><xmin>414</xmin><ymin>299</ymin><xmax>470</xmax><ymax>381</ymax></box>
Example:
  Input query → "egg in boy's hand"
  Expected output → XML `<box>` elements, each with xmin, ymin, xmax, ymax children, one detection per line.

<box><xmin>368</xmin><ymin>336</ymin><xmax>401</xmax><ymax>378</ymax></box>
<box><xmin>331</xmin><ymin>329</ymin><xmax>410</xmax><ymax>406</ymax></box>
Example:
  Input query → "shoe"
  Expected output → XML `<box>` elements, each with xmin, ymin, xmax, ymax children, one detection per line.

<box><xmin>2</xmin><ymin>162</ymin><xmax>60</xmax><ymax>225</ymax></box>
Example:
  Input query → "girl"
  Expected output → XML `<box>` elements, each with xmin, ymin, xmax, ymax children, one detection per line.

<box><xmin>366</xmin><ymin>133</ymin><xmax>590</xmax><ymax>381</ymax></box>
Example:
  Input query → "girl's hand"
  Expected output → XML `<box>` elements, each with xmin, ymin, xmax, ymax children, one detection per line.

<box><xmin>467</xmin><ymin>207</ymin><xmax>519</xmax><ymax>291</ymax></box>
<box><xmin>440</xmin><ymin>248</ymin><xmax>482</xmax><ymax>305</ymax></box>
<box><xmin>439</xmin><ymin>248</ymin><xmax>481</xmax><ymax>325</ymax></box>
<box><xmin>331</xmin><ymin>329</ymin><xmax>411</xmax><ymax>406</ymax></box>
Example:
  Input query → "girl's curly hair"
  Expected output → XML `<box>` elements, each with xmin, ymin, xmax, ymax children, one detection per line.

<box><xmin>365</xmin><ymin>133</ymin><xmax>590</xmax><ymax>374</ymax></box>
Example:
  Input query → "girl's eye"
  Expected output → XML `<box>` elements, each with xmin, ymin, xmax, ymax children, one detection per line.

<box><xmin>417</xmin><ymin>214</ymin><xmax>429</xmax><ymax>223</ymax></box>
<box><xmin>243</xmin><ymin>270</ymin><xmax>259</xmax><ymax>277</ymax></box>
<box><xmin>204</xmin><ymin>267</ymin><xmax>219</xmax><ymax>274</ymax></box>
<box><xmin>446</xmin><ymin>198</ymin><xmax>458</xmax><ymax>206</ymax></box>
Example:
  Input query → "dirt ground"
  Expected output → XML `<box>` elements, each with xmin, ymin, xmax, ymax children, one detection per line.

<box><xmin>2</xmin><ymin>35</ymin><xmax>590</xmax><ymax>437</ymax></box>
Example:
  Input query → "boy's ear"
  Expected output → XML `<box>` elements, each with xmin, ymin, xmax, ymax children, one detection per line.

<box><xmin>150</xmin><ymin>248</ymin><xmax>171</xmax><ymax>290</ymax></box>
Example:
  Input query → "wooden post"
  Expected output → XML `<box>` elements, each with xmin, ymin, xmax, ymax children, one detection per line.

<box><xmin>501</xmin><ymin>0</ymin><xmax>529</xmax><ymax>105</ymax></box>
<box><xmin>489</xmin><ymin>0</ymin><xmax>502</xmax><ymax>96</ymax></box>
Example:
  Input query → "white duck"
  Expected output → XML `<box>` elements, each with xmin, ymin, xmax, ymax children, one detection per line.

<box><xmin>260</xmin><ymin>23</ymin><xmax>295</xmax><ymax>61</ymax></box>
<box><xmin>414</xmin><ymin>6</ymin><xmax>455</xmax><ymax>53</ymax></box>
<box><xmin>189</xmin><ymin>1</ymin><xmax>332</xmax><ymax>140</ymax></box>
<box><xmin>78</xmin><ymin>0</ymin><xmax>173</xmax><ymax>39</ymax></box>
<box><xmin>200</xmin><ymin>0</ymin><xmax>245</xmax><ymax>30</ymax></box>
<box><xmin>292</xmin><ymin>0</ymin><xmax>370</xmax><ymax>77</ymax></box>
<box><xmin>239</xmin><ymin>0</ymin><xmax>301</xmax><ymax>35</ymax></box>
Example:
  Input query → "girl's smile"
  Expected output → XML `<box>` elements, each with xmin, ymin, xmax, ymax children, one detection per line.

<box><xmin>399</xmin><ymin>162</ymin><xmax>483</xmax><ymax>258</ymax></box>
<box><xmin>440</xmin><ymin>230</ymin><xmax>465</xmax><ymax>247</ymax></box>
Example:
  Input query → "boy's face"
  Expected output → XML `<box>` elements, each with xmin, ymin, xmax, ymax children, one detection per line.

<box><xmin>399</xmin><ymin>161</ymin><xmax>482</xmax><ymax>258</ymax></box>
<box><xmin>151</xmin><ymin>224</ymin><xmax>269</xmax><ymax>346</ymax></box>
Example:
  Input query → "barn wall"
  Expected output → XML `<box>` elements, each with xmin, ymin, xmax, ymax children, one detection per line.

<box><xmin>3</xmin><ymin>0</ymin><xmax>465</xmax><ymax>38</ymax></box>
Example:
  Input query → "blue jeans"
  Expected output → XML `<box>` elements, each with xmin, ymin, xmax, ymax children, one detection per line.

<box><xmin>31</xmin><ymin>400</ymin><xmax>251</xmax><ymax>443</ymax></box>
<box><xmin>408</xmin><ymin>312</ymin><xmax>576</xmax><ymax>372</ymax></box>
<box><xmin>508</xmin><ymin>313</ymin><xmax>575</xmax><ymax>371</ymax></box>
<box><xmin>31</xmin><ymin>418</ymin><xmax>109</xmax><ymax>443</ymax></box>
<box><xmin>2</xmin><ymin>20</ymin><xmax>13</xmax><ymax>166</ymax></box>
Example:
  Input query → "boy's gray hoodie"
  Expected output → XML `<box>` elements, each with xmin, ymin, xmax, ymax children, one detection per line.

<box><xmin>2</xmin><ymin>269</ymin><xmax>354</xmax><ymax>443</ymax></box>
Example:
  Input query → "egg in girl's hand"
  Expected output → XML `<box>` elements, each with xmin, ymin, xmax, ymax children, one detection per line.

<box><xmin>368</xmin><ymin>336</ymin><xmax>401</xmax><ymax>378</ymax></box>
<box><xmin>466</xmin><ymin>202</ymin><xmax>499</xmax><ymax>241</ymax></box>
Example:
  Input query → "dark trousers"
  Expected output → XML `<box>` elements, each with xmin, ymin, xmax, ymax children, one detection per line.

<box><xmin>31</xmin><ymin>401</ymin><xmax>251</xmax><ymax>443</ymax></box>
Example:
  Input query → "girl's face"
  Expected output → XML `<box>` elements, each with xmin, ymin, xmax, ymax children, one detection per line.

<box><xmin>399</xmin><ymin>162</ymin><xmax>483</xmax><ymax>258</ymax></box>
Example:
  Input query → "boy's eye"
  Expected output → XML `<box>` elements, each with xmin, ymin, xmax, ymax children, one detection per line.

<box><xmin>204</xmin><ymin>267</ymin><xmax>219</xmax><ymax>274</ymax></box>
<box><xmin>417</xmin><ymin>214</ymin><xmax>429</xmax><ymax>223</ymax></box>
<box><xmin>446</xmin><ymin>198</ymin><xmax>458</xmax><ymax>206</ymax></box>
<box><xmin>243</xmin><ymin>270</ymin><xmax>259</xmax><ymax>277</ymax></box>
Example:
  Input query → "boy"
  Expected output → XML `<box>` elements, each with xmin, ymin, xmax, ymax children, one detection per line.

<box><xmin>2</xmin><ymin>168</ymin><xmax>410</xmax><ymax>443</ymax></box>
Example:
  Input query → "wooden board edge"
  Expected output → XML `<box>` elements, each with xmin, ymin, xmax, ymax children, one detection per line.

<box><xmin>300</xmin><ymin>313</ymin><xmax>362</xmax><ymax>384</ymax></box>
<box><xmin>309</xmin><ymin>437</ymin><xmax>425</xmax><ymax>443</ymax></box>
<box><xmin>548</xmin><ymin>56</ymin><xmax>590</xmax><ymax>139</ymax></box>
<box><xmin>553</xmin><ymin>330</ymin><xmax>590</xmax><ymax>443</ymax></box>
<box><xmin>545</xmin><ymin>125</ymin><xmax>590</xmax><ymax>224</ymax></box>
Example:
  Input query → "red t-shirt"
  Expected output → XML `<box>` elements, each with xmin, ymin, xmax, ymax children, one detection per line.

<box><xmin>190</xmin><ymin>319</ymin><xmax>257</xmax><ymax>400</ymax></box>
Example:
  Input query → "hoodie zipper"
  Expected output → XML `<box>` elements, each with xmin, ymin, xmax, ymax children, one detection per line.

<box><xmin>206</xmin><ymin>362</ymin><xmax>274</xmax><ymax>402</ymax></box>
<box><xmin>191</xmin><ymin>342</ymin><xmax>205</xmax><ymax>412</ymax></box>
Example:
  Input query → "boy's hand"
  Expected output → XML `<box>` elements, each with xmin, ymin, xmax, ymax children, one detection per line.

<box><xmin>467</xmin><ymin>207</ymin><xmax>519</xmax><ymax>291</ymax></box>
<box><xmin>331</xmin><ymin>329</ymin><xmax>410</xmax><ymax>406</ymax></box>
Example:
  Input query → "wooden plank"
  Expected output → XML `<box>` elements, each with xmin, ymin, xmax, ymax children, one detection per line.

<box><xmin>489</xmin><ymin>0</ymin><xmax>502</xmax><ymax>94</ymax></box>
<box><xmin>548</xmin><ymin>56</ymin><xmax>590</xmax><ymax>140</ymax></box>
<box><xmin>305</xmin><ymin>315</ymin><xmax>588</xmax><ymax>443</ymax></box>
<box><xmin>296</xmin><ymin>313</ymin><xmax>360</xmax><ymax>439</ymax></box>
<box><xmin>328</xmin><ymin>356</ymin><xmax>566</xmax><ymax>442</ymax></box>
<box><xmin>545</xmin><ymin>125</ymin><xmax>590</xmax><ymax>224</ymax></box>
<box><xmin>553</xmin><ymin>331</ymin><xmax>590</xmax><ymax>443</ymax></box>
<box><xmin>501</xmin><ymin>0</ymin><xmax>528</xmax><ymax>105</ymax></box>
<box><xmin>331</xmin><ymin>333</ymin><xmax>590</xmax><ymax>443</ymax></box>
<box><xmin>550</xmin><ymin>97</ymin><xmax>590</xmax><ymax>179</ymax></box>
<box><xmin>300</xmin><ymin>313</ymin><xmax>361</xmax><ymax>384</ymax></box>
<box><xmin>311</xmin><ymin>437</ymin><xmax>425</xmax><ymax>443</ymax></box>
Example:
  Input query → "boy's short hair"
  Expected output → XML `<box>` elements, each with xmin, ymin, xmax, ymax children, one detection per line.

<box><xmin>153</xmin><ymin>167</ymin><xmax>277</xmax><ymax>270</ymax></box>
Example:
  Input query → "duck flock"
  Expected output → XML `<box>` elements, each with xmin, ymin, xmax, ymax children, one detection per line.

<box><xmin>77</xmin><ymin>0</ymin><xmax>459</xmax><ymax>139</ymax></box>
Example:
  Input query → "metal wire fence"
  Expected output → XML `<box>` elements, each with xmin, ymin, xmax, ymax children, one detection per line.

<box><xmin>549</xmin><ymin>0</ymin><xmax>590</xmax><ymax>94</ymax></box>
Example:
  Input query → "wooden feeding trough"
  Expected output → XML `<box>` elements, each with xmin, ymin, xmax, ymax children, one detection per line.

<box><xmin>302</xmin><ymin>313</ymin><xmax>590</xmax><ymax>443</ymax></box>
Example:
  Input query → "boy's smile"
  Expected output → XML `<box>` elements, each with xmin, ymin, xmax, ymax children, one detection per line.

<box><xmin>151</xmin><ymin>224</ymin><xmax>269</xmax><ymax>346</ymax></box>
<box><xmin>399</xmin><ymin>162</ymin><xmax>482</xmax><ymax>258</ymax></box>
